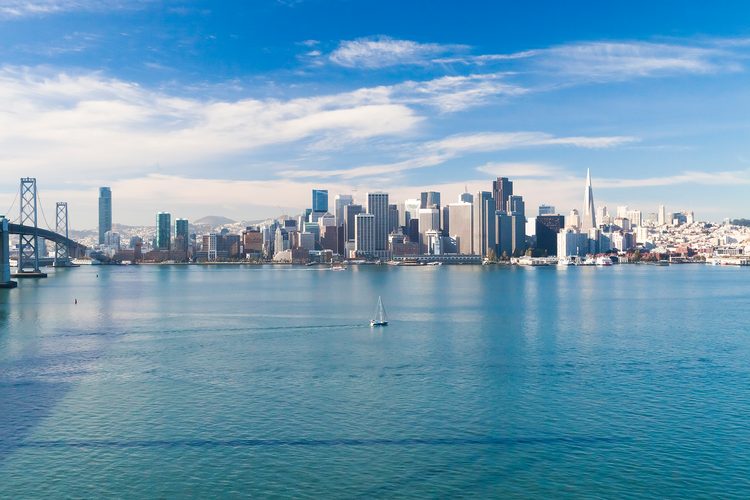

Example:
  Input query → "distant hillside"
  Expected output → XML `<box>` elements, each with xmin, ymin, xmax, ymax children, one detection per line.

<box><xmin>194</xmin><ymin>215</ymin><xmax>236</xmax><ymax>226</ymax></box>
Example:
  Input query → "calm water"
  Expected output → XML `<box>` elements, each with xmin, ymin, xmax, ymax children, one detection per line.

<box><xmin>1</xmin><ymin>264</ymin><xmax>750</xmax><ymax>499</ymax></box>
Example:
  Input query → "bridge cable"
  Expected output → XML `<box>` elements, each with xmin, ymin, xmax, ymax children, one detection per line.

<box><xmin>35</xmin><ymin>187</ymin><xmax>55</xmax><ymax>232</ymax></box>
<box><xmin>4</xmin><ymin>184</ymin><xmax>20</xmax><ymax>222</ymax></box>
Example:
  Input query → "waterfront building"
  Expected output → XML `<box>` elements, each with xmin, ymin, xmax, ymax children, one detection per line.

<box><xmin>355</xmin><ymin>213</ymin><xmax>375</xmax><ymax>256</ymax></box>
<box><xmin>536</xmin><ymin>215</ymin><xmax>564</xmax><ymax>256</ymax></box>
<box><xmin>104</xmin><ymin>230</ymin><xmax>120</xmax><ymax>250</ymax></box>
<box><xmin>343</xmin><ymin>204</ymin><xmax>363</xmax><ymax>243</ymax></box>
<box><xmin>511</xmin><ymin>213</ymin><xmax>526</xmax><ymax>255</ymax></box>
<box><xmin>418</xmin><ymin>207</ymin><xmax>440</xmax><ymax>254</ymax></box>
<box><xmin>366</xmin><ymin>192</ymin><xmax>389</xmax><ymax>251</ymax></box>
<box><xmin>242</xmin><ymin>228</ymin><xmax>263</xmax><ymax>256</ymax></box>
<box><xmin>424</xmin><ymin>229</ymin><xmax>442</xmax><ymax>255</ymax></box>
<box><xmin>312</xmin><ymin>189</ymin><xmax>329</xmax><ymax>213</ymax></box>
<box><xmin>494</xmin><ymin>211</ymin><xmax>512</xmax><ymax>258</ymax></box>
<box><xmin>539</xmin><ymin>205</ymin><xmax>555</xmax><ymax>216</ymax></box>
<box><xmin>492</xmin><ymin>177</ymin><xmax>512</xmax><ymax>212</ymax></box>
<box><xmin>557</xmin><ymin>228</ymin><xmax>588</xmax><ymax>257</ymax></box>
<box><xmin>473</xmin><ymin>191</ymin><xmax>495</xmax><ymax>257</ymax></box>
<box><xmin>581</xmin><ymin>169</ymin><xmax>596</xmax><ymax>232</ymax></box>
<box><xmin>448</xmin><ymin>202</ymin><xmax>472</xmax><ymax>254</ymax></box>
<box><xmin>175</xmin><ymin>218</ymin><xmax>189</xmax><ymax>252</ymax></box>
<box><xmin>588</xmin><ymin>228</ymin><xmax>601</xmax><ymax>254</ymax></box>
<box><xmin>156</xmin><ymin>212</ymin><xmax>171</xmax><ymax>250</ymax></box>
<box><xmin>333</xmin><ymin>194</ymin><xmax>353</xmax><ymax>225</ymax></box>
<box><xmin>98</xmin><ymin>187</ymin><xmax>112</xmax><ymax>244</ymax></box>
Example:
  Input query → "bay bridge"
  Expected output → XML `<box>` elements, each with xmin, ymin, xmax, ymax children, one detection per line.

<box><xmin>1</xmin><ymin>178</ymin><xmax>87</xmax><ymax>289</ymax></box>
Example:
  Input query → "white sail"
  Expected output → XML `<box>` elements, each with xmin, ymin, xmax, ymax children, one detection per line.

<box><xmin>372</xmin><ymin>296</ymin><xmax>388</xmax><ymax>325</ymax></box>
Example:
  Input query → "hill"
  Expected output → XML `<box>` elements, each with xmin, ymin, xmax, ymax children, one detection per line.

<box><xmin>194</xmin><ymin>215</ymin><xmax>236</xmax><ymax>226</ymax></box>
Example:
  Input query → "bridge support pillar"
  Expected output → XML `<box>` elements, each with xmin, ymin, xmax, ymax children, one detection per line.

<box><xmin>12</xmin><ymin>178</ymin><xmax>46</xmax><ymax>278</ymax></box>
<box><xmin>0</xmin><ymin>217</ymin><xmax>18</xmax><ymax>288</ymax></box>
<box><xmin>54</xmin><ymin>202</ymin><xmax>71</xmax><ymax>267</ymax></box>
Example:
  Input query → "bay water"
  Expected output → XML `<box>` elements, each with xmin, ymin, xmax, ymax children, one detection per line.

<box><xmin>1</xmin><ymin>264</ymin><xmax>749</xmax><ymax>498</ymax></box>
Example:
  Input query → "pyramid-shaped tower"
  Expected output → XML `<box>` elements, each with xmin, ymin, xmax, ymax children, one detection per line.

<box><xmin>580</xmin><ymin>168</ymin><xmax>596</xmax><ymax>232</ymax></box>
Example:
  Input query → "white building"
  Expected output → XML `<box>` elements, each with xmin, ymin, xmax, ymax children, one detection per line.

<box><xmin>448</xmin><ymin>202</ymin><xmax>473</xmax><ymax>254</ymax></box>
<box><xmin>366</xmin><ymin>192</ymin><xmax>389</xmax><ymax>251</ymax></box>
<box><xmin>418</xmin><ymin>208</ymin><xmax>440</xmax><ymax>254</ymax></box>
<box><xmin>658</xmin><ymin>205</ymin><xmax>666</xmax><ymax>225</ymax></box>
<box><xmin>557</xmin><ymin>228</ymin><xmax>588</xmax><ymax>257</ymax></box>
<box><xmin>355</xmin><ymin>213</ymin><xmax>375</xmax><ymax>255</ymax></box>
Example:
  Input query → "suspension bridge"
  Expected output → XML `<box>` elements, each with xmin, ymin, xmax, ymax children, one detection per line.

<box><xmin>1</xmin><ymin>178</ymin><xmax>87</xmax><ymax>289</ymax></box>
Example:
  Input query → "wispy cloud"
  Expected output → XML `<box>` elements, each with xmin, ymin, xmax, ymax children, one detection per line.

<box><xmin>329</xmin><ymin>36</ymin><xmax>468</xmax><ymax>68</ymax></box>
<box><xmin>539</xmin><ymin>41</ymin><xmax>738</xmax><ymax>80</ymax></box>
<box><xmin>0</xmin><ymin>66</ymin><xmax>421</xmax><ymax>181</ymax></box>
<box><xmin>280</xmin><ymin>131</ymin><xmax>637</xmax><ymax>179</ymax></box>
<box><xmin>0</xmin><ymin>0</ymin><xmax>138</xmax><ymax>17</ymax></box>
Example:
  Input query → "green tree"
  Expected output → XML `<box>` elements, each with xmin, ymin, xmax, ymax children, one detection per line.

<box><xmin>502</xmin><ymin>251</ymin><xmax>508</xmax><ymax>261</ymax></box>
<box><xmin>632</xmin><ymin>249</ymin><xmax>641</xmax><ymax>262</ymax></box>
<box><xmin>487</xmin><ymin>248</ymin><xmax>498</xmax><ymax>262</ymax></box>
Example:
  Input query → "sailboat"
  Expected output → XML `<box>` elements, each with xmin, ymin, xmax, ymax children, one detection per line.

<box><xmin>371</xmin><ymin>296</ymin><xmax>388</xmax><ymax>326</ymax></box>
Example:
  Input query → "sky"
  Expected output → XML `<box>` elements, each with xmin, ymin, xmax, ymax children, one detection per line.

<box><xmin>1</xmin><ymin>0</ymin><xmax>750</xmax><ymax>229</ymax></box>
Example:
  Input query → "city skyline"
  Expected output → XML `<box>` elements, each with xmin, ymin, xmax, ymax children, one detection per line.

<box><xmin>1</xmin><ymin>2</ymin><xmax>750</xmax><ymax>227</ymax></box>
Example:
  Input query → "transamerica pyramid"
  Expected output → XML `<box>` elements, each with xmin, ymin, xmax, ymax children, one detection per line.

<box><xmin>580</xmin><ymin>168</ymin><xmax>596</xmax><ymax>232</ymax></box>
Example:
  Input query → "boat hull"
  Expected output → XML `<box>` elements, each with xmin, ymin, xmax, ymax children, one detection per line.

<box><xmin>371</xmin><ymin>321</ymin><xmax>388</xmax><ymax>327</ymax></box>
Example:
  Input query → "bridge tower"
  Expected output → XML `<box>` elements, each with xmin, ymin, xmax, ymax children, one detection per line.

<box><xmin>0</xmin><ymin>216</ymin><xmax>17</xmax><ymax>288</ymax></box>
<box><xmin>54</xmin><ymin>202</ymin><xmax>70</xmax><ymax>267</ymax></box>
<box><xmin>15</xmin><ymin>177</ymin><xmax>46</xmax><ymax>277</ymax></box>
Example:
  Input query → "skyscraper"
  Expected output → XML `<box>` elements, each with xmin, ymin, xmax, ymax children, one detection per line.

<box><xmin>420</xmin><ymin>191</ymin><xmax>441</xmax><ymax>209</ymax></box>
<box><xmin>536</xmin><ymin>215</ymin><xmax>565</xmax><ymax>256</ymax></box>
<box><xmin>366</xmin><ymin>192</ymin><xmax>389</xmax><ymax>251</ymax></box>
<box><xmin>473</xmin><ymin>191</ymin><xmax>495</xmax><ymax>257</ymax></box>
<box><xmin>355</xmin><ymin>213</ymin><xmax>375</xmax><ymax>255</ymax></box>
<box><xmin>508</xmin><ymin>195</ymin><xmax>525</xmax><ymax>216</ymax></box>
<box><xmin>460</xmin><ymin>191</ymin><xmax>473</xmax><ymax>204</ymax></box>
<box><xmin>448</xmin><ymin>202</ymin><xmax>472</xmax><ymax>254</ymax></box>
<box><xmin>343</xmin><ymin>204</ymin><xmax>363</xmax><ymax>242</ymax></box>
<box><xmin>312</xmin><ymin>189</ymin><xmax>329</xmax><ymax>213</ymax></box>
<box><xmin>492</xmin><ymin>177</ymin><xmax>512</xmax><ymax>212</ymax></box>
<box><xmin>98</xmin><ymin>187</ymin><xmax>112</xmax><ymax>244</ymax></box>
<box><xmin>418</xmin><ymin>207</ymin><xmax>440</xmax><ymax>254</ymax></box>
<box><xmin>539</xmin><ymin>205</ymin><xmax>555</xmax><ymax>216</ymax></box>
<box><xmin>581</xmin><ymin>169</ymin><xmax>596</xmax><ymax>232</ymax></box>
<box><xmin>156</xmin><ymin>212</ymin><xmax>171</xmax><ymax>250</ymax></box>
<box><xmin>175</xmin><ymin>218</ymin><xmax>189</xmax><ymax>252</ymax></box>
<box><xmin>388</xmin><ymin>204</ymin><xmax>399</xmax><ymax>235</ymax></box>
<box><xmin>333</xmin><ymin>194</ymin><xmax>353</xmax><ymax>225</ymax></box>
<box><xmin>658</xmin><ymin>205</ymin><xmax>666</xmax><ymax>225</ymax></box>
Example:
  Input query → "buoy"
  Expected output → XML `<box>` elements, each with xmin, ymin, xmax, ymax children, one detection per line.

<box><xmin>75</xmin><ymin>299</ymin><xmax>77</xmax><ymax>304</ymax></box>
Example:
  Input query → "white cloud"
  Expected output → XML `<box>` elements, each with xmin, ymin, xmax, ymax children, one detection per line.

<box><xmin>541</xmin><ymin>41</ymin><xmax>736</xmax><ymax>80</ymax></box>
<box><xmin>329</xmin><ymin>36</ymin><xmax>468</xmax><ymax>68</ymax></box>
<box><xmin>0</xmin><ymin>0</ymin><xmax>137</xmax><ymax>17</ymax></box>
<box><xmin>476</xmin><ymin>162</ymin><xmax>563</xmax><ymax>178</ymax></box>
<box><xmin>0</xmin><ymin>66</ymin><xmax>421</xmax><ymax>181</ymax></box>
<box><xmin>279</xmin><ymin>131</ymin><xmax>637</xmax><ymax>179</ymax></box>
<box><xmin>395</xmin><ymin>73</ymin><xmax>527</xmax><ymax>112</ymax></box>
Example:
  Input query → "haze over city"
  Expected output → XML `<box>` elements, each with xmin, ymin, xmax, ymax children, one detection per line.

<box><xmin>1</xmin><ymin>1</ymin><xmax>750</xmax><ymax>227</ymax></box>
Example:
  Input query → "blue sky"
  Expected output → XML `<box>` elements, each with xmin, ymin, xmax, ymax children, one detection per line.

<box><xmin>1</xmin><ymin>0</ymin><xmax>750</xmax><ymax>228</ymax></box>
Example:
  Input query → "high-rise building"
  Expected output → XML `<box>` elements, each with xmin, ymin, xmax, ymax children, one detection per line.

<box><xmin>492</xmin><ymin>177</ymin><xmax>512</xmax><ymax>212</ymax></box>
<box><xmin>388</xmin><ymin>204</ymin><xmax>399</xmax><ymax>234</ymax></box>
<box><xmin>658</xmin><ymin>205</ymin><xmax>666</xmax><ymax>225</ymax></box>
<box><xmin>312</xmin><ymin>190</ymin><xmax>329</xmax><ymax>213</ymax></box>
<box><xmin>442</xmin><ymin>206</ymin><xmax>450</xmax><ymax>236</ymax></box>
<box><xmin>366</xmin><ymin>192</ymin><xmax>389</xmax><ymax>251</ymax></box>
<box><xmin>404</xmin><ymin>199</ymin><xmax>421</xmax><ymax>225</ymax></box>
<box><xmin>420</xmin><ymin>191</ymin><xmax>441</xmax><ymax>209</ymax></box>
<box><xmin>344</xmin><ymin>204</ymin><xmax>363</xmax><ymax>242</ymax></box>
<box><xmin>494</xmin><ymin>211</ymin><xmax>512</xmax><ymax>258</ymax></box>
<box><xmin>156</xmin><ymin>212</ymin><xmax>171</xmax><ymax>250</ymax></box>
<box><xmin>407</xmin><ymin>219</ymin><xmax>419</xmax><ymax>245</ymax></box>
<box><xmin>104</xmin><ymin>230</ymin><xmax>120</xmax><ymax>249</ymax></box>
<box><xmin>460</xmin><ymin>191</ymin><xmax>473</xmax><ymax>204</ymax></box>
<box><xmin>473</xmin><ymin>191</ymin><xmax>495</xmax><ymax>257</ymax></box>
<box><xmin>355</xmin><ymin>213</ymin><xmax>375</xmax><ymax>255</ymax></box>
<box><xmin>98</xmin><ymin>187</ymin><xmax>112</xmax><ymax>244</ymax></box>
<box><xmin>418</xmin><ymin>208</ymin><xmax>440</xmax><ymax>254</ymax></box>
<box><xmin>581</xmin><ymin>169</ymin><xmax>596</xmax><ymax>232</ymax></box>
<box><xmin>448</xmin><ymin>202</ymin><xmax>472</xmax><ymax>254</ymax></box>
<box><xmin>333</xmin><ymin>194</ymin><xmax>353</xmax><ymax>225</ymax></box>
<box><xmin>175</xmin><ymin>218</ymin><xmax>189</xmax><ymax>253</ymax></box>
<box><xmin>536</xmin><ymin>215</ymin><xmax>564</xmax><ymax>256</ymax></box>
<box><xmin>617</xmin><ymin>206</ymin><xmax>629</xmax><ymax>219</ymax></box>
<box><xmin>626</xmin><ymin>210</ymin><xmax>642</xmax><ymax>228</ymax></box>
<box><xmin>568</xmin><ymin>209</ymin><xmax>580</xmax><ymax>230</ymax></box>
<box><xmin>596</xmin><ymin>206</ymin><xmax>608</xmax><ymax>226</ymax></box>
<box><xmin>508</xmin><ymin>195</ymin><xmax>525</xmax><ymax>216</ymax></box>
<box><xmin>539</xmin><ymin>205</ymin><xmax>555</xmax><ymax>216</ymax></box>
